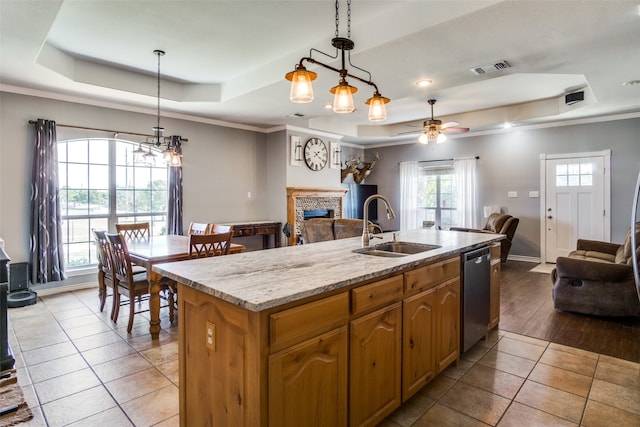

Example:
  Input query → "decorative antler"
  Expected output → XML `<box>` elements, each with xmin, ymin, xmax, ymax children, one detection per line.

<box><xmin>341</xmin><ymin>157</ymin><xmax>360</xmax><ymax>182</ymax></box>
<box><xmin>352</xmin><ymin>152</ymin><xmax>379</xmax><ymax>184</ymax></box>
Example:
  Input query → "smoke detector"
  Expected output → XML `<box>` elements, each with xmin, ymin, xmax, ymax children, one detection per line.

<box><xmin>470</xmin><ymin>60</ymin><xmax>511</xmax><ymax>75</ymax></box>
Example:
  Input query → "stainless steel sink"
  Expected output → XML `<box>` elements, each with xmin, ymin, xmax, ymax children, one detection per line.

<box><xmin>353</xmin><ymin>241</ymin><xmax>441</xmax><ymax>257</ymax></box>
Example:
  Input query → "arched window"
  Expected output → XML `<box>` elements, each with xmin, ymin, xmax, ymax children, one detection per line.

<box><xmin>58</xmin><ymin>138</ymin><xmax>168</xmax><ymax>268</ymax></box>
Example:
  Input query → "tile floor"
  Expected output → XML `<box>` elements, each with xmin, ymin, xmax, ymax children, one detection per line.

<box><xmin>6</xmin><ymin>286</ymin><xmax>640</xmax><ymax>427</ymax></box>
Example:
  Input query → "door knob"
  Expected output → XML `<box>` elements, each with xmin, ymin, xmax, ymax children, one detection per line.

<box><xmin>547</xmin><ymin>215</ymin><xmax>553</xmax><ymax>219</ymax></box>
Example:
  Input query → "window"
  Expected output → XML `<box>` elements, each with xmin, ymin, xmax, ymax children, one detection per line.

<box><xmin>417</xmin><ymin>166</ymin><xmax>458</xmax><ymax>229</ymax></box>
<box><xmin>58</xmin><ymin>139</ymin><xmax>168</xmax><ymax>268</ymax></box>
<box><xmin>555</xmin><ymin>162</ymin><xmax>593</xmax><ymax>187</ymax></box>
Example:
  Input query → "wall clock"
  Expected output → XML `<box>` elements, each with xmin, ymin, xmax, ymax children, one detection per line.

<box><xmin>303</xmin><ymin>137</ymin><xmax>328</xmax><ymax>171</ymax></box>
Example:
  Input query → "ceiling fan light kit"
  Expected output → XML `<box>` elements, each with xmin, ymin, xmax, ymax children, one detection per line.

<box><xmin>418</xmin><ymin>99</ymin><xmax>468</xmax><ymax>144</ymax></box>
<box><xmin>285</xmin><ymin>0</ymin><xmax>389</xmax><ymax>121</ymax></box>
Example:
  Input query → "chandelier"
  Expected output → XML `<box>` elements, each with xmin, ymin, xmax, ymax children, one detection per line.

<box><xmin>134</xmin><ymin>50</ymin><xmax>182</xmax><ymax>166</ymax></box>
<box><xmin>285</xmin><ymin>0</ymin><xmax>390</xmax><ymax>121</ymax></box>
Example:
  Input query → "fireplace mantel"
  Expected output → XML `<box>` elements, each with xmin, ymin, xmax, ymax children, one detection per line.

<box><xmin>286</xmin><ymin>187</ymin><xmax>348</xmax><ymax>246</ymax></box>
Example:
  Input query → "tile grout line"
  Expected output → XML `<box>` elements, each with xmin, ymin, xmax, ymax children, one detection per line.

<box><xmin>19</xmin><ymin>291</ymin><xmax>178</xmax><ymax>426</ymax></box>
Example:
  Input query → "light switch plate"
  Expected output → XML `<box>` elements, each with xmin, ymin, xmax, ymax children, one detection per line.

<box><xmin>508</xmin><ymin>191</ymin><xmax>518</xmax><ymax>198</ymax></box>
<box><xmin>529</xmin><ymin>191</ymin><xmax>539</xmax><ymax>198</ymax></box>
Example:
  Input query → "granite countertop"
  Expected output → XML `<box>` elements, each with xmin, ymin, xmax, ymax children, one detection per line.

<box><xmin>153</xmin><ymin>229</ymin><xmax>503</xmax><ymax>312</ymax></box>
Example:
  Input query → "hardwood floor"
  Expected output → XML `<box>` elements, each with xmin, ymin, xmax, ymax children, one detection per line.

<box><xmin>499</xmin><ymin>261</ymin><xmax>640</xmax><ymax>363</ymax></box>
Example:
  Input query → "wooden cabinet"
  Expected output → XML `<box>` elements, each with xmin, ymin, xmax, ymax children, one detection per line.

<box><xmin>349</xmin><ymin>303</ymin><xmax>402</xmax><ymax>427</ymax></box>
<box><xmin>269</xmin><ymin>327</ymin><xmax>348</xmax><ymax>427</ymax></box>
<box><xmin>178</xmin><ymin>250</ymin><xmax>492</xmax><ymax>426</ymax></box>
<box><xmin>402</xmin><ymin>288</ymin><xmax>436</xmax><ymax>400</ymax></box>
<box><xmin>402</xmin><ymin>255</ymin><xmax>460</xmax><ymax>401</ymax></box>
<box><xmin>179</xmin><ymin>284</ymin><xmax>260</xmax><ymax>427</ymax></box>
<box><xmin>268</xmin><ymin>294</ymin><xmax>349</xmax><ymax>426</ymax></box>
<box><xmin>489</xmin><ymin>243</ymin><xmax>501</xmax><ymax>330</ymax></box>
<box><xmin>435</xmin><ymin>278</ymin><xmax>460</xmax><ymax>373</ymax></box>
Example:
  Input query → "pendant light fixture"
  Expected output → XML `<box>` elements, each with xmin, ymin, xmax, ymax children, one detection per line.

<box><xmin>152</xmin><ymin>49</ymin><xmax>165</xmax><ymax>149</ymax></box>
<box><xmin>285</xmin><ymin>0</ymin><xmax>389</xmax><ymax>121</ymax></box>
<box><xmin>134</xmin><ymin>49</ymin><xmax>182</xmax><ymax>167</ymax></box>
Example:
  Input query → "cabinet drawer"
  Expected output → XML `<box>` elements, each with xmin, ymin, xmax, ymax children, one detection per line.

<box><xmin>351</xmin><ymin>275</ymin><xmax>403</xmax><ymax>316</ymax></box>
<box><xmin>270</xmin><ymin>292</ymin><xmax>348</xmax><ymax>353</ymax></box>
<box><xmin>233</xmin><ymin>227</ymin><xmax>254</xmax><ymax>237</ymax></box>
<box><xmin>254</xmin><ymin>226</ymin><xmax>276</xmax><ymax>235</ymax></box>
<box><xmin>405</xmin><ymin>256</ymin><xmax>460</xmax><ymax>293</ymax></box>
<box><xmin>491</xmin><ymin>243</ymin><xmax>501</xmax><ymax>261</ymax></box>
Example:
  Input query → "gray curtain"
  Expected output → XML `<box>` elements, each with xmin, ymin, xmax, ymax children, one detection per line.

<box><xmin>167</xmin><ymin>135</ymin><xmax>183</xmax><ymax>235</ymax></box>
<box><xmin>30</xmin><ymin>119</ymin><xmax>65</xmax><ymax>283</ymax></box>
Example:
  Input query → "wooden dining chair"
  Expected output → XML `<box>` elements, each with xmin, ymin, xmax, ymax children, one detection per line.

<box><xmin>189</xmin><ymin>232</ymin><xmax>233</xmax><ymax>258</ymax></box>
<box><xmin>106</xmin><ymin>232</ymin><xmax>174</xmax><ymax>333</ymax></box>
<box><xmin>211</xmin><ymin>224</ymin><xmax>233</xmax><ymax>234</ymax></box>
<box><xmin>93</xmin><ymin>229</ymin><xmax>117</xmax><ymax>320</ymax></box>
<box><xmin>116</xmin><ymin>222</ymin><xmax>151</xmax><ymax>240</ymax></box>
<box><xmin>187</xmin><ymin>222</ymin><xmax>213</xmax><ymax>235</ymax></box>
<box><xmin>115</xmin><ymin>222</ymin><xmax>150</xmax><ymax>275</ymax></box>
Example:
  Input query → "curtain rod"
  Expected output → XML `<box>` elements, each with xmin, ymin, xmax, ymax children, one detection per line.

<box><xmin>27</xmin><ymin>120</ymin><xmax>188</xmax><ymax>142</ymax></box>
<box><xmin>418</xmin><ymin>155</ymin><xmax>479</xmax><ymax>164</ymax></box>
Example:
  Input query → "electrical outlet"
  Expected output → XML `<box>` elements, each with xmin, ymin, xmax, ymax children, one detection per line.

<box><xmin>508</xmin><ymin>191</ymin><xmax>518</xmax><ymax>198</ymax></box>
<box><xmin>206</xmin><ymin>321</ymin><xmax>216</xmax><ymax>351</ymax></box>
<box><xmin>529</xmin><ymin>191</ymin><xmax>539</xmax><ymax>198</ymax></box>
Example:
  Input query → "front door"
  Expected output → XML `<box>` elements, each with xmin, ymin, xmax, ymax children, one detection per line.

<box><xmin>544</xmin><ymin>154</ymin><xmax>608</xmax><ymax>262</ymax></box>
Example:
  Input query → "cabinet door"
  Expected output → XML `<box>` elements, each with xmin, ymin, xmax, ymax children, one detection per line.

<box><xmin>269</xmin><ymin>327</ymin><xmax>348</xmax><ymax>427</ymax></box>
<box><xmin>435</xmin><ymin>278</ymin><xmax>460</xmax><ymax>374</ymax></box>
<box><xmin>350</xmin><ymin>303</ymin><xmax>402</xmax><ymax>427</ymax></box>
<box><xmin>489</xmin><ymin>261</ymin><xmax>501</xmax><ymax>330</ymax></box>
<box><xmin>402</xmin><ymin>288</ymin><xmax>436</xmax><ymax>401</ymax></box>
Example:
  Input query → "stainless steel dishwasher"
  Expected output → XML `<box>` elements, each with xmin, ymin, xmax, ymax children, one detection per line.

<box><xmin>461</xmin><ymin>246</ymin><xmax>491</xmax><ymax>352</ymax></box>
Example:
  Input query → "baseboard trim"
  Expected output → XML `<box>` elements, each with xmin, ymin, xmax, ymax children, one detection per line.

<box><xmin>33</xmin><ymin>282</ymin><xmax>98</xmax><ymax>297</ymax></box>
<box><xmin>508</xmin><ymin>255</ymin><xmax>541</xmax><ymax>263</ymax></box>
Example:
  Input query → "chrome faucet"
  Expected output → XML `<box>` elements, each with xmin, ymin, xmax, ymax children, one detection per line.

<box><xmin>362</xmin><ymin>194</ymin><xmax>396</xmax><ymax>247</ymax></box>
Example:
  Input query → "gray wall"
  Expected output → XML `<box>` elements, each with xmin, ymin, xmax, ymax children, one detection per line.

<box><xmin>0</xmin><ymin>92</ymin><xmax>273</xmax><ymax>260</ymax></box>
<box><xmin>364</xmin><ymin>117</ymin><xmax>640</xmax><ymax>259</ymax></box>
<box><xmin>2</xmin><ymin>90</ymin><xmax>638</xmax><ymax>266</ymax></box>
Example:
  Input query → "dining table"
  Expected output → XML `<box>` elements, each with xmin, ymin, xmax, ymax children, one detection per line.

<box><xmin>126</xmin><ymin>234</ymin><xmax>245</xmax><ymax>339</ymax></box>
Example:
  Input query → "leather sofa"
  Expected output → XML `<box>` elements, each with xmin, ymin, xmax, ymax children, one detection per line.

<box><xmin>450</xmin><ymin>213</ymin><xmax>519</xmax><ymax>263</ymax></box>
<box><xmin>301</xmin><ymin>218</ymin><xmax>380</xmax><ymax>244</ymax></box>
<box><xmin>551</xmin><ymin>223</ymin><xmax>640</xmax><ymax>317</ymax></box>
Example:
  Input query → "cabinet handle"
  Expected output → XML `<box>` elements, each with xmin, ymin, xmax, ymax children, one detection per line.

<box><xmin>409</xmin><ymin>338</ymin><xmax>414</xmax><ymax>349</ymax></box>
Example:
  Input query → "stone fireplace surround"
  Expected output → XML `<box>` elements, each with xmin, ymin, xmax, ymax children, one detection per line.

<box><xmin>286</xmin><ymin>187</ymin><xmax>348</xmax><ymax>246</ymax></box>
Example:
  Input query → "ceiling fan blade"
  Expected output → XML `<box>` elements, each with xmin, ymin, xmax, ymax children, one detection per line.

<box><xmin>441</xmin><ymin>126</ymin><xmax>469</xmax><ymax>134</ymax></box>
<box><xmin>441</xmin><ymin>121</ymin><xmax>460</xmax><ymax>128</ymax></box>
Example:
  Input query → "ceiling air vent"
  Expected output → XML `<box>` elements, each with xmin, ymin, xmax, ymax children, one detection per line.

<box><xmin>470</xmin><ymin>60</ymin><xmax>511</xmax><ymax>75</ymax></box>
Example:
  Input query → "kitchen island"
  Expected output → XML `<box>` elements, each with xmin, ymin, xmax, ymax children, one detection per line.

<box><xmin>154</xmin><ymin>229</ymin><xmax>503</xmax><ymax>427</ymax></box>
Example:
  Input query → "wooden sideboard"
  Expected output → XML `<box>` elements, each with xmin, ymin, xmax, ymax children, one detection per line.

<box><xmin>221</xmin><ymin>221</ymin><xmax>282</xmax><ymax>249</ymax></box>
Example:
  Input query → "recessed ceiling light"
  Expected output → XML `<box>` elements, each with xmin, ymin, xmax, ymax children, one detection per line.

<box><xmin>416</xmin><ymin>80</ymin><xmax>432</xmax><ymax>87</ymax></box>
<box><xmin>502</xmin><ymin>122</ymin><xmax>512</xmax><ymax>129</ymax></box>
<box><xmin>622</xmin><ymin>80</ymin><xmax>640</xmax><ymax>86</ymax></box>
<box><xmin>323</xmin><ymin>103</ymin><xmax>333</xmax><ymax>109</ymax></box>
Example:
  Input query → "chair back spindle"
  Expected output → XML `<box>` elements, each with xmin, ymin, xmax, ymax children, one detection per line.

<box><xmin>116</xmin><ymin>222</ymin><xmax>151</xmax><ymax>240</ymax></box>
<box><xmin>189</xmin><ymin>232</ymin><xmax>233</xmax><ymax>258</ymax></box>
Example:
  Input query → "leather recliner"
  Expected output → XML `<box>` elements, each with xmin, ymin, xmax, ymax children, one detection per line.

<box><xmin>551</xmin><ymin>222</ymin><xmax>640</xmax><ymax>317</ymax></box>
<box><xmin>450</xmin><ymin>213</ymin><xmax>519</xmax><ymax>263</ymax></box>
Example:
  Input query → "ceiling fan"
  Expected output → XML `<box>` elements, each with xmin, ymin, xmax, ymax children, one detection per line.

<box><xmin>417</xmin><ymin>99</ymin><xmax>469</xmax><ymax>144</ymax></box>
